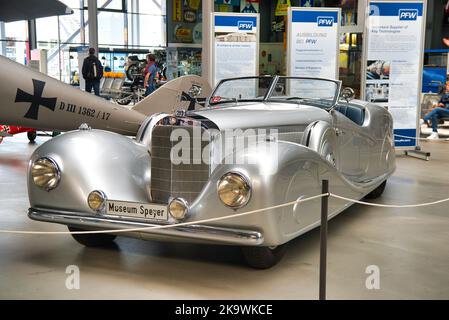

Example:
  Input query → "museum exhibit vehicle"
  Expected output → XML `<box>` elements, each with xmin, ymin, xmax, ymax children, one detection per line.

<box><xmin>24</xmin><ymin>75</ymin><xmax>396</xmax><ymax>268</ymax></box>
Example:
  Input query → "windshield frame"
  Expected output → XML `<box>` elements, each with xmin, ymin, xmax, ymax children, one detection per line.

<box><xmin>207</xmin><ymin>76</ymin><xmax>342</xmax><ymax>109</ymax></box>
<box><xmin>266</xmin><ymin>76</ymin><xmax>342</xmax><ymax>109</ymax></box>
<box><xmin>207</xmin><ymin>76</ymin><xmax>276</xmax><ymax>106</ymax></box>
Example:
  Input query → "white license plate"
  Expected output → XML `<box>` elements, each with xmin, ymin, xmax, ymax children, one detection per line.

<box><xmin>105</xmin><ymin>200</ymin><xmax>168</xmax><ymax>222</ymax></box>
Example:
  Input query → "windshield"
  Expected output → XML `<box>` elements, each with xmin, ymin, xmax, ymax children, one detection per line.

<box><xmin>208</xmin><ymin>76</ymin><xmax>340</xmax><ymax>108</ymax></box>
<box><xmin>209</xmin><ymin>77</ymin><xmax>274</xmax><ymax>105</ymax></box>
<box><xmin>268</xmin><ymin>77</ymin><xmax>340</xmax><ymax>109</ymax></box>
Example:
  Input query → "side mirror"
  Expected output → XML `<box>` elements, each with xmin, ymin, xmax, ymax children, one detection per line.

<box><xmin>340</xmin><ymin>87</ymin><xmax>355</xmax><ymax>102</ymax></box>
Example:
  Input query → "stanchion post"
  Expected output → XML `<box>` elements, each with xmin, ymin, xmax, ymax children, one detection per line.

<box><xmin>319</xmin><ymin>179</ymin><xmax>329</xmax><ymax>300</ymax></box>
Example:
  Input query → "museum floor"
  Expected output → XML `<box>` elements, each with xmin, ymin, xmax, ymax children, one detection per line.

<box><xmin>0</xmin><ymin>133</ymin><xmax>448</xmax><ymax>299</ymax></box>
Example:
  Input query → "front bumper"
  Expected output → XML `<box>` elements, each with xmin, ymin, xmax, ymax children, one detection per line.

<box><xmin>28</xmin><ymin>208</ymin><xmax>264</xmax><ymax>246</ymax></box>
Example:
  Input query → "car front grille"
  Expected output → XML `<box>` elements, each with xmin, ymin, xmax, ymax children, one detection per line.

<box><xmin>151</xmin><ymin>125</ymin><xmax>210</xmax><ymax>204</ymax></box>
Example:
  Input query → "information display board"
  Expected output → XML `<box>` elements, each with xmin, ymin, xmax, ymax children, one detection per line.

<box><xmin>287</xmin><ymin>7</ymin><xmax>340</xmax><ymax>79</ymax></box>
<box><xmin>363</xmin><ymin>1</ymin><xmax>426</xmax><ymax>148</ymax></box>
<box><xmin>211</xmin><ymin>13</ymin><xmax>259</xmax><ymax>86</ymax></box>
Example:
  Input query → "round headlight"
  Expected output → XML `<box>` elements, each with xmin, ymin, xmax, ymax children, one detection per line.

<box><xmin>217</xmin><ymin>172</ymin><xmax>251</xmax><ymax>208</ymax></box>
<box><xmin>31</xmin><ymin>157</ymin><xmax>60</xmax><ymax>191</ymax></box>
<box><xmin>88</xmin><ymin>190</ymin><xmax>107</xmax><ymax>212</ymax></box>
<box><xmin>168</xmin><ymin>197</ymin><xmax>189</xmax><ymax>220</ymax></box>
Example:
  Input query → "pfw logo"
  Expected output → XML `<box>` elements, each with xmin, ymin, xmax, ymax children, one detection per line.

<box><xmin>238</xmin><ymin>21</ymin><xmax>253</xmax><ymax>31</ymax></box>
<box><xmin>317</xmin><ymin>16</ymin><xmax>334</xmax><ymax>27</ymax></box>
<box><xmin>399</xmin><ymin>9</ymin><xmax>418</xmax><ymax>20</ymax></box>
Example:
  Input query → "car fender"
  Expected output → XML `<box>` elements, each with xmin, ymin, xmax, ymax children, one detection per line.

<box><xmin>28</xmin><ymin>129</ymin><xmax>151</xmax><ymax>213</ymax></box>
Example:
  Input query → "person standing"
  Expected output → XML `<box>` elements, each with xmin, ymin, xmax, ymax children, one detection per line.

<box><xmin>143</xmin><ymin>54</ymin><xmax>157</xmax><ymax>97</ymax></box>
<box><xmin>82</xmin><ymin>48</ymin><xmax>103</xmax><ymax>96</ymax></box>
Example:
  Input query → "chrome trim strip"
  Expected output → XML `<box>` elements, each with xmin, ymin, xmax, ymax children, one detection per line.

<box><xmin>28</xmin><ymin>208</ymin><xmax>264</xmax><ymax>246</ymax></box>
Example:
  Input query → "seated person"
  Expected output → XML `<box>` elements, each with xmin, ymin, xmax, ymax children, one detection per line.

<box><xmin>422</xmin><ymin>82</ymin><xmax>449</xmax><ymax>140</ymax></box>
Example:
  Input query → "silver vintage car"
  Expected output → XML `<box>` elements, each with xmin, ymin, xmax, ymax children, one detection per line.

<box><xmin>28</xmin><ymin>76</ymin><xmax>396</xmax><ymax>268</ymax></box>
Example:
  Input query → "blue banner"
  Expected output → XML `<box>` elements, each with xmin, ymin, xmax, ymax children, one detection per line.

<box><xmin>214</xmin><ymin>15</ymin><xmax>258</xmax><ymax>28</ymax></box>
<box><xmin>369</xmin><ymin>2</ymin><xmax>423</xmax><ymax>17</ymax></box>
<box><xmin>291</xmin><ymin>10</ymin><xmax>339</xmax><ymax>25</ymax></box>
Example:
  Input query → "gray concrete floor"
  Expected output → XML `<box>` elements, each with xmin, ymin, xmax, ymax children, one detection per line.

<box><xmin>0</xmin><ymin>133</ymin><xmax>448</xmax><ymax>299</ymax></box>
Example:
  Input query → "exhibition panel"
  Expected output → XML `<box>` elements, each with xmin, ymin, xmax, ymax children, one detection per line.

<box><xmin>363</xmin><ymin>0</ymin><xmax>426</xmax><ymax>148</ymax></box>
<box><xmin>287</xmin><ymin>7</ymin><xmax>340</xmax><ymax>79</ymax></box>
<box><xmin>211</xmin><ymin>12</ymin><xmax>259</xmax><ymax>85</ymax></box>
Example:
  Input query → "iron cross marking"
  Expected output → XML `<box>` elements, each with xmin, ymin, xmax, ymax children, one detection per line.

<box><xmin>15</xmin><ymin>79</ymin><xmax>57</xmax><ymax>120</ymax></box>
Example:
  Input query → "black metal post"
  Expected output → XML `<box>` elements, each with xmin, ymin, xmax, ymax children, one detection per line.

<box><xmin>319</xmin><ymin>179</ymin><xmax>329</xmax><ymax>300</ymax></box>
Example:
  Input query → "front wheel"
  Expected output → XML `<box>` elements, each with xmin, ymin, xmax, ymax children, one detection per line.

<box><xmin>68</xmin><ymin>226</ymin><xmax>116</xmax><ymax>247</ymax></box>
<box><xmin>27</xmin><ymin>131</ymin><xmax>37</xmax><ymax>142</ymax></box>
<box><xmin>365</xmin><ymin>180</ymin><xmax>387</xmax><ymax>199</ymax></box>
<box><xmin>241</xmin><ymin>244</ymin><xmax>288</xmax><ymax>269</ymax></box>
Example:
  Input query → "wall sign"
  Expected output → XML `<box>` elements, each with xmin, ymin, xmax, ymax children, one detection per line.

<box><xmin>275</xmin><ymin>0</ymin><xmax>291</xmax><ymax>16</ymax></box>
<box><xmin>211</xmin><ymin>13</ymin><xmax>260</xmax><ymax>86</ymax></box>
<box><xmin>287</xmin><ymin>7</ymin><xmax>340</xmax><ymax>79</ymax></box>
<box><xmin>364</xmin><ymin>1</ymin><xmax>426</xmax><ymax>148</ymax></box>
<box><xmin>173</xmin><ymin>0</ymin><xmax>182</xmax><ymax>22</ymax></box>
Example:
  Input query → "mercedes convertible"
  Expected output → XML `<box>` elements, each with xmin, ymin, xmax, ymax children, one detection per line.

<box><xmin>27</xmin><ymin>76</ymin><xmax>395</xmax><ymax>268</ymax></box>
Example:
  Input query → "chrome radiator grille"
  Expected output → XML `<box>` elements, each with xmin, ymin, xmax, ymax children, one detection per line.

<box><xmin>151</xmin><ymin>125</ymin><xmax>210</xmax><ymax>204</ymax></box>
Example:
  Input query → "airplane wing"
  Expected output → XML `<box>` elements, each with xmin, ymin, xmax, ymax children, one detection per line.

<box><xmin>0</xmin><ymin>55</ymin><xmax>212</xmax><ymax>136</ymax></box>
<box><xmin>132</xmin><ymin>75</ymin><xmax>212</xmax><ymax>116</ymax></box>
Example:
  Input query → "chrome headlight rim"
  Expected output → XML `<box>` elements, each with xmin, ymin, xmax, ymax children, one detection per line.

<box><xmin>31</xmin><ymin>157</ymin><xmax>61</xmax><ymax>191</ymax></box>
<box><xmin>168</xmin><ymin>197</ymin><xmax>190</xmax><ymax>221</ymax></box>
<box><xmin>217</xmin><ymin>171</ymin><xmax>252</xmax><ymax>209</ymax></box>
<box><xmin>87</xmin><ymin>190</ymin><xmax>107</xmax><ymax>213</ymax></box>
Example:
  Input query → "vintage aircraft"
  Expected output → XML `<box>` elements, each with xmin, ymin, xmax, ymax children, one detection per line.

<box><xmin>0</xmin><ymin>125</ymin><xmax>35</xmax><ymax>144</ymax></box>
<box><xmin>0</xmin><ymin>125</ymin><xmax>62</xmax><ymax>144</ymax></box>
<box><xmin>0</xmin><ymin>55</ymin><xmax>212</xmax><ymax>137</ymax></box>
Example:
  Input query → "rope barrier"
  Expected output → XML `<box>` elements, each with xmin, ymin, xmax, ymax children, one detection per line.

<box><xmin>329</xmin><ymin>193</ymin><xmax>449</xmax><ymax>208</ymax></box>
<box><xmin>1</xmin><ymin>192</ymin><xmax>449</xmax><ymax>235</ymax></box>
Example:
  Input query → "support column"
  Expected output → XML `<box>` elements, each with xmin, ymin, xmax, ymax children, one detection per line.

<box><xmin>130</xmin><ymin>0</ymin><xmax>139</xmax><ymax>47</ymax></box>
<box><xmin>0</xmin><ymin>22</ymin><xmax>6</xmax><ymax>57</ymax></box>
<box><xmin>202</xmin><ymin>0</ymin><xmax>213</xmax><ymax>87</ymax></box>
<box><xmin>27</xmin><ymin>20</ymin><xmax>37</xmax><ymax>50</ymax></box>
<box><xmin>88</xmin><ymin>0</ymin><xmax>99</xmax><ymax>53</ymax></box>
<box><xmin>80</xmin><ymin>0</ymin><xmax>86</xmax><ymax>44</ymax></box>
<box><xmin>27</xmin><ymin>19</ymin><xmax>37</xmax><ymax>63</ymax></box>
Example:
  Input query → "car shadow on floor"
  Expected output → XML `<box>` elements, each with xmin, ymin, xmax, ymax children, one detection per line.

<box><xmin>73</xmin><ymin>200</ymin><xmax>368</xmax><ymax>272</ymax></box>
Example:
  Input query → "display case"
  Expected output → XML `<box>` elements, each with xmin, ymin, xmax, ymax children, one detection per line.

<box><xmin>166</xmin><ymin>46</ymin><xmax>202</xmax><ymax>80</ymax></box>
<box><xmin>339</xmin><ymin>32</ymin><xmax>363</xmax><ymax>98</ymax></box>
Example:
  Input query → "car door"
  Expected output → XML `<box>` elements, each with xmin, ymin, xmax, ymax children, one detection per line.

<box><xmin>331</xmin><ymin>104</ymin><xmax>373</xmax><ymax>181</ymax></box>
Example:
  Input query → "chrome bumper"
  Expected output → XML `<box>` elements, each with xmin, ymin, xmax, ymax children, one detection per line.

<box><xmin>28</xmin><ymin>208</ymin><xmax>264</xmax><ymax>246</ymax></box>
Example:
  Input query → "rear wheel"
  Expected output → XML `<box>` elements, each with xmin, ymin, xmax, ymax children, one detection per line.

<box><xmin>68</xmin><ymin>226</ymin><xmax>116</xmax><ymax>247</ymax></box>
<box><xmin>126</xmin><ymin>64</ymin><xmax>140</xmax><ymax>81</ymax></box>
<box><xmin>365</xmin><ymin>180</ymin><xmax>387</xmax><ymax>199</ymax></box>
<box><xmin>241</xmin><ymin>244</ymin><xmax>288</xmax><ymax>269</ymax></box>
